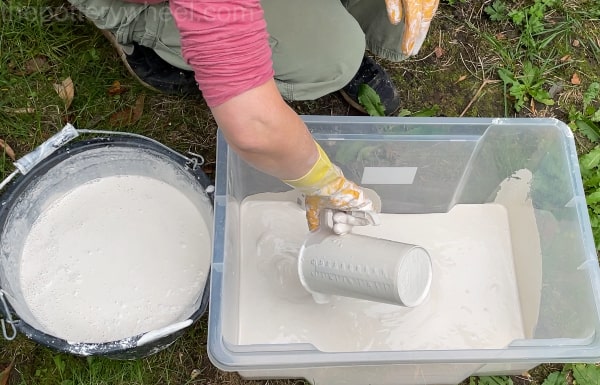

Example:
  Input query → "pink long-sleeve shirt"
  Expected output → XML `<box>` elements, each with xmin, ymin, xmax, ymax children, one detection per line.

<box><xmin>126</xmin><ymin>0</ymin><xmax>274</xmax><ymax>107</ymax></box>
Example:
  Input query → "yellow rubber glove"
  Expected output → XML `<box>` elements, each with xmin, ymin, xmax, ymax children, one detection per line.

<box><xmin>283</xmin><ymin>141</ymin><xmax>379</xmax><ymax>233</ymax></box>
<box><xmin>384</xmin><ymin>0</ymin><xmax>440</xmax><ymax>56</ymax></box>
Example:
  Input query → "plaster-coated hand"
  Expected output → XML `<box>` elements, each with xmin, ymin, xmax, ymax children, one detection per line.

<box><xmin>331</xmin><ymin>210</ymin><xmax>380</xmax><ymax>235</ymax></box>
<box><xmin>283</xmin><ymin>141</ymin><xmax>380</xmax><ymax>234</ymax></box>
<box><xmin>304</xmin><ymin>175</ymin><xmax>380</xmax><ymax>234</ymax></box>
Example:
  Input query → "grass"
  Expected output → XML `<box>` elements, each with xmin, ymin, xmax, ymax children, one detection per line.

<box><xmin>1</xmin><ymin>0</ymin><xmax>600</xmax><ymax>384</ymax></box>
<box><xmin>0</xmin><ymin>0</ymin><xmax>218</xmax><ymax>172</ymax></box>
<box><xmin>1</xmin><ymin>319</ymin><xmax>261</xmax><ymax>385</ymax></box>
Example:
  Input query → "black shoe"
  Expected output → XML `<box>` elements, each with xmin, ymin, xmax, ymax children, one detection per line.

<box><xmin>340</xmin><ymin>56</ymin><xmax>400</xmax><ymax>116</ymax></box>
<box><xmin>101</xmin><ymin>30</ymin><xmax>200</xmax><ymax>96</ymax></box>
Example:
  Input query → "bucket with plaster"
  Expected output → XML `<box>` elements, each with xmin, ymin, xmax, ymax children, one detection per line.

<box><xmin>297</xmin><ymin>210</ymin><xmax>432</xmax><ymax>307</ymax></box>
<box><xmin>209</xmin><ymin>116</ymin><xmax>600</xmax><ymax>385</ymax></box>
<box><xmin>0</xmin><ymin>125</ymin><xmax>213</xmax><ymax>359</ymax></box>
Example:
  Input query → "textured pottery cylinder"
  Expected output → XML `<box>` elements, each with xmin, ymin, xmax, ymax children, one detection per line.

<box><xmin>298</xmin><ymin>231</ymin><xmax>432</xmax><ymax>307</ymax></box>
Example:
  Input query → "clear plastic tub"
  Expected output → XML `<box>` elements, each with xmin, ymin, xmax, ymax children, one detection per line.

<box><xmin>208</xmin><ymin>117</ymin><xmax>600</xmax><ymax>385</ymax></box>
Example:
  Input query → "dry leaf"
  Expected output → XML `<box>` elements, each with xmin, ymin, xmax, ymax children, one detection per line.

<box><xmin>495</xmin><ymin>32</ymin><xmax>506</xmax><ymax>40</ymax></box>
<box><xmin>12</xmin><ymin>56</ymin><xmax>51</xmax><ymax>75</ymax></box>
<box><xmin>571</xmin><ymin>72</ymin><xmax>581</xmax><ymax>85</ymax></box>
<box><xmin>572</xmin><ymin>39</ymin><xmax>580</xmax><ymax>47</ymax></box>
<box><xmin>108</xmin><ymin>80</ymin><xmax>129</xmax><ymax>96</ymax></box>
<box><xmin>434</xmin><ymin>46</ymin><xmax>445</xmax><ymax>58</ymax></box>
<box><xmin>1</xmin><ymin>107</ymin><xmax>34</xmax><ymax>114</ymax></box>
<box><xmin>53</xmin><ymin>77</ymin><xmax>75</xmax><ymax>110</ymax></box>
<box><xmin>560</xmin><ymin>54</ymin><xmax>571</xmax><ymax>62</ymax></box>
<box><xmin>0</xmin><ymin>358</ymin><xmax>16</xmax><ymax>385</ymax></box>
<box><xmin>455</xmin><ymin>75</ymin><xmax>468</xmax><ymax>83</ymax></box>
<box><xmin>0</xmin><ymin>139</ymin><xmax>16</xmax><ymax>161</ymax></box>
<box><xmin>190</xmin><ymin>369</ymin><xmax>202</xmax><ymax>380</ymax></box>
<box><xmin>109</xmin><ymin>94</ymin><xmax>145</xmax><ymax>127</ymax></box>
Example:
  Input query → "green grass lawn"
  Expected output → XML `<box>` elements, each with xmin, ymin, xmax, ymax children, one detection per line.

<box><xmin>1</xmin><ymin>0</ymin><xmax>600</xmax><ymax>384</ymax></box>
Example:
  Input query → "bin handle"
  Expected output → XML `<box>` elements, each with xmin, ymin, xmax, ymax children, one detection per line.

<box><xmin>0</xmin><ymin>290</ymin><xmax>16</xmax><ymax>341</ymax></box>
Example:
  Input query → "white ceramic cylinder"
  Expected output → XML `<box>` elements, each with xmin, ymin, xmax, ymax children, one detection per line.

<box><xmin>298</xmin><ymin>231</ymin><xmax>432</xmax><ymax>307</ymax></box>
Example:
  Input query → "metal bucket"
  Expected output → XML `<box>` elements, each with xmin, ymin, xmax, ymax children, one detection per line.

<box><xmin>0</xmin><ymin>125</ymin><xmax>213</xmax><ymax>359</ymax></box>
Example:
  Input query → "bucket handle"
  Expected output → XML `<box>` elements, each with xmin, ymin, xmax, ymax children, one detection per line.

<box><xmin>76</xmin><ymin>129</ymin><xmax>205</xmax><ymax>169</ymax></box>
<box><xmin>0</xmin><ymin>124</ymin><xmax>80</xmax><ymax>191</ymax></box>
<box><xmin>0</xmin><ymin>290</ymin><xmax>16</xmax><ymax>341</ymax></box>
<box><xmin>0</xmin><ymin>125</ymin><xmax>207</xmax><ymax>193</ymax></box>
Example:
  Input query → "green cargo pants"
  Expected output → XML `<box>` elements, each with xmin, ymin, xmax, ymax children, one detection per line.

<box><xmin>67</xmin><ymin>0</ymin><xmax>409</xmax><ymax>101</ymax></box>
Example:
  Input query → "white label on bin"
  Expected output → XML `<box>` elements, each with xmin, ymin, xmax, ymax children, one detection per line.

<box><xmin>361</xmin><ymin>167</ymin><xmax>417</xmax><ymax>185</ymax></box>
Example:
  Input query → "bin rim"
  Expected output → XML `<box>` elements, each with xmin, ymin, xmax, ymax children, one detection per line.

<box><xmin>207</xmin><ymin>116</ymin><xmax>600</xmax><ymax>371</ymax></box>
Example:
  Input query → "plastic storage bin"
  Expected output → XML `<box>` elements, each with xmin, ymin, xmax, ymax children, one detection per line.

<box><xmin>208</xmin><ymin>117</ymin><xmax>600</xmax><ymax>385</ymax></box>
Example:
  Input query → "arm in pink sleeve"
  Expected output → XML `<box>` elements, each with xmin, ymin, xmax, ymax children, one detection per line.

<box><xmin>169</xmin><ymin>0</ymin><xmax>275</xmax><ymax>107</ymax></box>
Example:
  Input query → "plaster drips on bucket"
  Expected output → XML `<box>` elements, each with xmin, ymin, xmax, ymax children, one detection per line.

<box><xmin>19</xmin><ymin>175</ymin><xmax>211</xmax><ymax>343</ymax></box>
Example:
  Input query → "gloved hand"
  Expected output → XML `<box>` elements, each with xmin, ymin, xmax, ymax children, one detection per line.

<box><xmin>283</xmin><ymin>141</ymin><xmax>380</xmax><ymax>234</ymax></box>
<box><xmin>384</xmin><ymin>0</ymin><xmax>440</xmax><ymax>56</ymax></box>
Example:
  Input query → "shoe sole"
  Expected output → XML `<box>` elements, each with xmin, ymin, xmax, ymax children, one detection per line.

<box><xmin>100</xmin><ymin>29</ymin><xmax>162</xmax><ymax>93</ymax></box>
